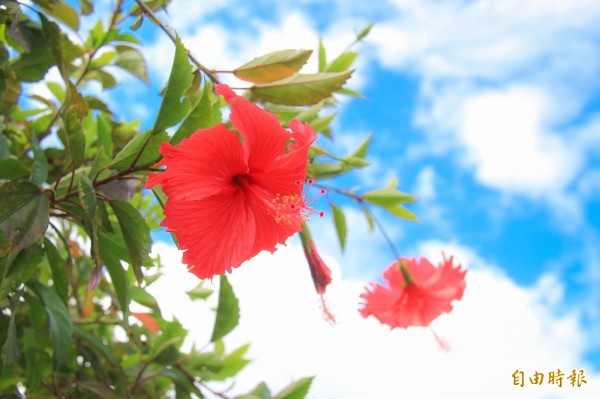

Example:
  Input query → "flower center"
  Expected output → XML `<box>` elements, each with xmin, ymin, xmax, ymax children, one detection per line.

<box><xmin>268</xmin><ymin>179</ymin><xmax>325</xmax><ymax>226</ymax></box>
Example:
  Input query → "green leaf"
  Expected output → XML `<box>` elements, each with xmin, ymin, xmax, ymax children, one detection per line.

<box><xmin>383</xmin><ymin>204</ymin><xmax>419</xmax><ymax>222</ymax></box>
<box><xmin>40</xmin><ymin>14</ymin><xmax>67</xmax><ymax>80</ymax></box>
<box><xmin>210</xmin><ymin>275</ymin><xmax>240</xmax><ymax>342</ymax></box>
<box><xmin>79</xmin><ymin>0</ymin><xmax>94</xmax><ymax>15</ymax></box>
<box><xmin>211</xmin><ymin>344</ymin><xmax>251</xmax><ymax>381</ymax></box>
<box><xmin>349</xmin><ymin>133</ymin><xmax>371</xmax><ymax>159</ymax></box>
<box><xmin>325</xmin><ymin>51</ymin><xmax>358</xmax><ymax>72</ymax></box>
<box><xmin>356</xmin><ymin>23</ymin><xmax>374</xmax><ymax>41</ymax></box>
<box><xmin>99</xmin><ymin>231</ymin><xmax>130</xmax><ymax>318</ymax></box>
<box><xmin>160</xmin><ymin>368</ymin><xmax>202</xmax><ymax>396</ymax></box>
<box><xmin>110</xmin><ymin>200</ymin><xmax>152</xmax><ymax>285</ymax></box>
<box><xmin>113</xmin><ymin>44</ymin><xmax>149</xmax><ymax>83</ymax></box>
<box><xmin>362</xmin><ymin>189</ymin><xmax>416</xmax><ymax>207</ymax></box>
<box><xmin>79</xmin><ymin>174</ymin><xmax>103</xmax><ymax>288</ymax></box>
<box><xmin>130</xmin><ymin>285</ymin><xmax>160</xmax><ymax>313</ymax></box>
<box><xmin>0</xmin><ymin>245</ymin><xmax>44</xmax><ymax>299</ymax></box>
<box><xmin>59</xmin><ymin>84</ymin><xmax>89</xmax><ymax>169</ymax></box>
<box><xmin>361</xmin><ymin>203</ymin><xmax>375</xmax><ymax>232</ymax></box>
<box><xmin>251</xmin><ymin>71</ymin><xmax>353</xmax><ymax>106</ymax></box>
<box><xmin>0</xmin><ymin>158</ymin><xmax>30</xmax><ymax>180</ymax></box>
<box><xmin>2</xmin><ymin>299</ymin><xmax>19</xmax><ymax>365</ymax></box>
<box><xmin>30</xmin><ymin>133</ymin><xmax>48</xmax><ymax>186</ymax></box>
<box><xmin>330</xmin><ymin>203</ymin><xmax>347</xmax><ymax>251</ymax></box>
<box><xmin>73</xmin><ymin>325</ymin><xmax>117</xmax><ymax>366</ymax></box>
<box><xmin>273</xmin><ymin>377</ymin><xmax>314</xmax><ymax>399</ymax></box>
<box><xmin>0</xmin><ymin>182</ymin><xmax>49</xmax><ymax>257</ymax></box>
<box><xmin>0</xmin><ymin>134</ymin><xmax>9</xmax><ymax>159</ymax></box>
<box><xmin>39</xmin><ymin>1</ymin><xmax>80</xmax><ymax>31</ymax></box>
<box><xmin>10</xmin><ymin>47</ymin><xmax>54</xmax><ymax>82</ymax></box>
<box><xmin>234</xmin><ymin>49</ymin><xmax>312</xmax><ymax>83</ymax></box>
<box><xmin>28</xmin><ymin>280</ymin><xmax>73</xmax><ymax>369</ymax></box>
<box><xmin>109</xmin><ymin>131</ymin><xmax>168</xmax><ymax>172</ymax></box>
<box><xmin>309</xmin><ymin>162</ymin><xmax>344</xmax><ymax>180</ymax></box>
<box><xmin>77</xmin><ymin>380</ymin><xmax>120</xmax><ymax>399</ymax></box>
<box><xmin>23</xmin><ymin>328</ymin><xmax>42</xmax><ymax>391</ymax></box>
<box><xmin>187</xmin><ymin>281</ymin><xmax>213</xmax><ymax>301</ymax></box>
<box><xmin>44</xmin><ymin>238</ymin><xmax>69</xmax><ymax>305</ymax></box>
<box><xmin>318</xmin><ymin>39</ymin><xmax>326</xmax><ymax>72</ymax></box>
<box><xmin>248</xmin><ymin>382</ymin><xmax>272</xmax><ymax>399</ymax></box>
<box><xmin>153</xmin><ymin>36</ymin><xmax>193</xmax><ymax>134</ymax></box>
<box><xmin>171</xmin><ymin>84</ymin><xmax>222</xmax><ymax>145</ymax></box>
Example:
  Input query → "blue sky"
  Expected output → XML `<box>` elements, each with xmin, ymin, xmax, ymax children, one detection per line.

<box><xmin>33</xmin><ymin>0</ymin><xmax>600</xmax><ymax>397</ymax></box>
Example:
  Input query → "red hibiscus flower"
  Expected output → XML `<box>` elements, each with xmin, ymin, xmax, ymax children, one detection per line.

<box><xmin>146</xmin><ymin>84</ymin><xmax>317</xmax><ymax>279</ymax></box>
<box><xmin>359</xmin><ymin>255</ymin><xmax>466</xmax><ymax>328</ymax></box>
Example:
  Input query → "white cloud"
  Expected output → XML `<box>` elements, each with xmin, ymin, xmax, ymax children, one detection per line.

<box><xmin>150</xmin><ymin>241</ymin><xmax>600</xmax><ymax>399</ymax></box>
<box><xmin>367</xmin><ymin>0</ymin><xmax>600</xmax><ymax>215</ymax></box>
<box><xmin>458</xmin><ymin>85</ymin><xmax>581</xmax><ymax>197</ymax></box>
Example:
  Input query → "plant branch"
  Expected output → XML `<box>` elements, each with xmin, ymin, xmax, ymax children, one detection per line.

<box><xmin>134</xmin><ymin>0</ymin><xmax>220</xmax><ymax>84</ymax></box>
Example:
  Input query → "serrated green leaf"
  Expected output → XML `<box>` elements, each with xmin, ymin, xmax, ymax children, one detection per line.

<box><xmin>251</xmin><ymin>71</ymin><xmax>353</xmax><ymax>106</ymax></box>
<box><xmin>0</xmin><ymin>158</ymin><xmax>30</xmax><ymax>180</ymax></box>
<box><xmin>114</xmin><ymin>44</ymin><xmax>149</xmax><ymax>83</ymax></box>
<box><xmin>110</xmin><ymin>200</ymin><xmax>151</xmax><ymax>285</ymax></box>
<box><xmin>171</xmin><ymin>83</ymin><xmax>222</xmax><ymax>145</ymax></box>
<box><xmin>187</xmin><ymin>281</ymin><xmax>213</xmax><ymax>301</ymax></box>
<box><xmin>109</xmin><ymin>131</ymin><xmax>168</xmax><ymax>171</ymax></box>
<box><xmin>30</xmin><ymin>133</ymin><xmax>48</xmax><ymax>186</ymax></box>
<box><xmin>210</xmin><ymin>275</ymin><xmax>240</xmax><ymax>342</ymax></box>
<box><xmin>234</xmin><ymin>49</ymin><xmax>312</xmax><ymax>83</ymax></box>
<box><xmin>273</xmin><ymin>377</ymin><xmax>314</xmax><ymax>399</ymax></box>
<box><xmin>59</xmin><ymin>83</ymin><xmax>88</xmax><ymax>169</ymax></box>
<box><xmin>10</xmin><ymin>47</ymin><xmax>54</xmax><ymax>82</ymax></box>
<box><xmin>331</xmin><ymin>203</ymin><xmax>347</xmax><ymax>251</ymax></box>
<box><xmin>0</xmin><ymin>182</ymin><xmax>49</xmax><ymax>257</ymax></box>
<box><xmin>153</xmin><ymin>36</ymin><xmax>193</xmax><ymax>134</ymax></box>
<box><xmin>44</xmin><ymin>238</ymin><xmax>68</xmax><ymax>305</ymax></box>
<box><xmin>28</xmin><ymin>280</ymin><xmax>73</xmax><ymax>369</ymax></box>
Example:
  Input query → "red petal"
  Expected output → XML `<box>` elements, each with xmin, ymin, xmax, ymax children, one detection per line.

<box><xmin>145</xmin><ymin>125</ymin><xmax>248</xmax><ymax>201</ymax></box>
<box><xmin>237</xmin><ymin>179</ymin><xmax>302</xmax><ymax>257</ymax></box>
<box><xmin>360</xmin><ymin>256</ymin><xmax>467</xmax><ymax>329</ymax></box>
<box><xmin>249</xmin><ymin>121</ymin><xmax>316</xmax><ymax>196</ymax></box>
<box><xmin>161</xmin><ymin>190</ymin><xmax>256</xmax><ymax>279</ymax></box>
<box><xmin>216</xmin><ymin>84</ymin><xmax>290</xmax><ymax>172</ymax></box>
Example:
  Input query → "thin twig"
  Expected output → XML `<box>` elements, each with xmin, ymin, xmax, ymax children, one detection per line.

<box><xmin>314</xmin><ymin>183</ymin><xmax>401</xmax><ymax>260</ymax></box>
<box><xmin>134</xmin><ymin>0</ymin><xmax>220</xmax><ymax>84</ymax></box>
